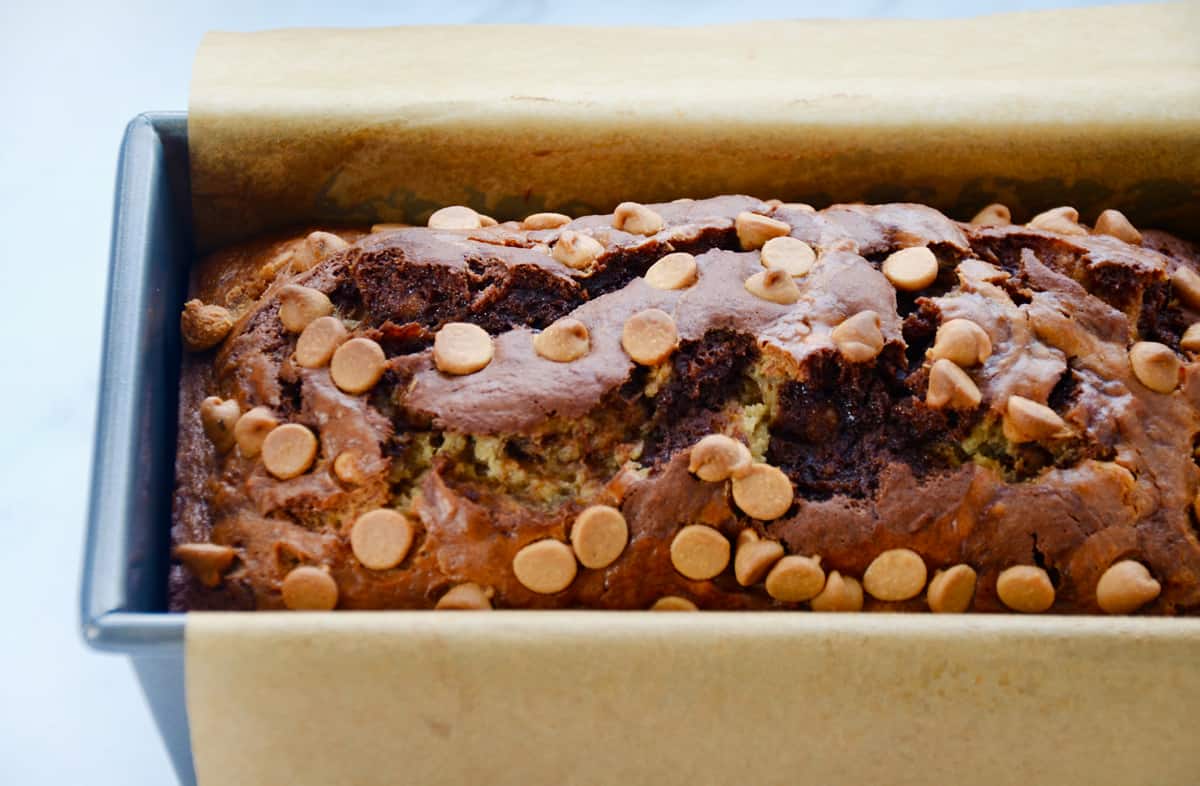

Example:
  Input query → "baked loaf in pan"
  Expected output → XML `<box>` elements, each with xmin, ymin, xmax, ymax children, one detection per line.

<box><xmin>171</xmin><ymin>197</ymin><xmax>1200</xmax><ymax>615</ymax></box>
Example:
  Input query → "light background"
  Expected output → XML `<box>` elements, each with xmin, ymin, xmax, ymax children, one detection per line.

<box><xmin>0</xmin><ymin>1</ymin><xmax>1153</xmax><ymax>783</ymax></box>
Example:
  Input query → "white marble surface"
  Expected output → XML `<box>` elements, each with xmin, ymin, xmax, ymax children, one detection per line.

<box><xmin>0</xmin><ymin>0</ymin><xmax>1146</xmax><ymax>783</ymax></box>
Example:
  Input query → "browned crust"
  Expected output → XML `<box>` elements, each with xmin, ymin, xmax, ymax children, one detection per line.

<box><xmin>170</xmin><ymin>200</ymin><xmax>1200</xmax><ymax>614</ymax></box>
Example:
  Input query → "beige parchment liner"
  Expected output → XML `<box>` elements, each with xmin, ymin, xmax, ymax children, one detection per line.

<box><xmin>188</xmin><ymin>613</ymin><xmax>1200</xmax><ymax>785</ymax></box>
<box><xmin>186</xmin><ymin>5</ymin><xmax>1200</xmax><ymax>784</ymax></box>
<box><xmin>190</xmin><ymin>3</ymin><xmax>1199</xmax><ymax>252</ymax></box>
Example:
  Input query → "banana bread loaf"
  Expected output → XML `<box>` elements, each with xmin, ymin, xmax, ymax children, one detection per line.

<box><xmin>169</xmin><ymin>196</ymin><xmax>1200</xmax><ymax>614</ymax></box>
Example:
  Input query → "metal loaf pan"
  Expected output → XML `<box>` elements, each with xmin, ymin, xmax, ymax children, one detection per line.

<box><xmin>81</xmin><ymin>110</ymin><xmax>1200</xmax><ymax>786</ymax></box>
<box><xmin>80</xmin><ymin>112</ymin><xmax>194</xmax><ymax>785</ymax></box>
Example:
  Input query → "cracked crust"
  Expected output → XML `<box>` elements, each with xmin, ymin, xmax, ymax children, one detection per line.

<box><xmin>170</xmin><ymin>199</ymin><xmax>1200</xmax><ymax>614</ymax></box>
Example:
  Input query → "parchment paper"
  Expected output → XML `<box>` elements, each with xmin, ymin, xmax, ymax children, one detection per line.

<box><xmin>190</xmin><ymin>3</ymin><xmax>1200</xmax><ymax>251</ymax></box>
<box><xmin>188</xmin><ymin>612</ymin><xmax>1200</xmax><ymax>786</ymax></box>
<box><xmin>185</xmin><ymin>6</ymin><xmax>1200</xmax><ymax>785</ymax></box>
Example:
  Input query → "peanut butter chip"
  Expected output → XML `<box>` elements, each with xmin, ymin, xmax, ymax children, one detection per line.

<box><xmin>180</xmin><ymin>299</ymin><xmax>234</xmax><ymax>351</ymax></box>
<box><xmin>670</xmin><ymin>525</ymin><xmax>731</xmax><ymax>580</ymax></box>
<box><xmin>736</xmin><ymin>528</ymin><xmax>760</xmax><ymax>549</ymax></box>
<box><xmin>533</xmin><ymin>318</ymin><xmax>590</xmax><ymax>362</ymax></box>
<box><xmin>199</xmin><ymin>396</ymin><xmax>240</xmax><ymax>452</ymax></box>
<box><xmin>1003</xmin><ymin>395</ymin><xmax>1068</xmax><ymax>443</ymax></box>
<box><xmin>513</xmin><ymin>540</ymin><xmax>577</xmax><ymax>594</ymax></box>
<box><xmin>523</xmin><ymin>212</ymin><xmax>572</xmax><ymax>230</ymax></box>
<box><xmin>1129</xmin><ymin>341</ymin><xmax>1180</xmax><ymax>393</ymax></box>
<box><xmin>174</xmin><ymin>543</ymin><xmax>237</xmax><ymax>588</ymax></box>
<box><xmin>831</xmin><ymin>310</ymin><xmax>885</xmax><ymax>363</ymax></box>
<box><xmin>1180</xmin><ymin>324</ymin><xmax>1200</xmax><ymax>352</ymax></box>
<box><xmin>1096</xmin><ymin>560</ymin><xmax>1161</xmax><ymax>614</ymax></box>
<box><xmin>1171</xmin><ymin>267</ymin><xmax>1200</xmax><ymax>309</ymax></box>
<box><xmin>621</xmin><ymin>309</ymin><xmax>678</xmax><ymax>365</ymax></box>
<box><xmin>688</xmin><ymin>434</ymin><xmax>752</xmax><ymax>482</ymax></box>
<box><xmin>233</xmin><ymin>406</ymin><xmax>278</xmax><ymax>457</ymax></box>
<box><xmin>295</xmin><ymin>316</ymin><xmax>348</xmax><ymax>368</ymax></box>
<box><xmin>350</xmin><ymin>509</ymin><xmax>415</xmax><ymax>570</ymax></box>
<box><xmin>433</xmin><ymin>322</ymin><xmax>494</xmax><ymax>375</ymax></box>
<box><xmin>760</xmin><ymin>236</ymin><xmax>816</xmax><ymax>277</ymax></box>
<box><xmin>810</xmin><ymin>571</ymin><xmax>864</xmax><ymax>612</ymax></box>
<box><xmin>612</xmin><ymin>202</ymin><xmax>664</xmax><ymax>236</ymax></box>
<box><xmin>282</xmin><ymin>566</ymin><xmax>338</xmax><ymax>610</ymax></box>
<box><xmin>734</xmin><ymin>537</ymin><xmax>784</xmax><ymax>586</ymax></box>
<box><xmin>570</xmin><ymin>505</ymin><xmax>629</xmax><ymax>569</ymax></box>
<box><xmin>882</xmin><ymin>246</ymin><xmax>939</xmax><ymax>291</ymax></box>
<box><xmin>744</xmin><ymin>269</ymin><xmax>801</xmax><ymax>304</ymax></box>
<box><xmin>651</xmin><ymin>596</ymin><xmax>698</xmax><ymax>611</ymax></box>
<box><xmin>332</xmin><ymin>451</ymin><xmax>364</xmax><ymax>485</ymax></box>
<box><xmin>863</xmin><ymin>548</ymin><xmax>927</xmax><ymax>601</ymax></box>
<box><xmin>645</xmin><ymin>252</ymin><xmax>699</xmax><ymax>290</ymax></box>
<box><xmin>970</xmin><ymin>203</ymin><xmax>1012</xmax><ymax>226</ymax></box>
<box><xmin>293</xmin><ymin>231</ymin><xmax>350</xmax><ymax>271</ymax></box>
<box><xmin>926</xmin><ymin>564</ymin><xmax>977</xmax><ymax>613</ymax></box>
<box><xmin>261</xmin><ymin>423</ymin><xmax>318</xmax><ymax>480</ymax></box>
<box><xmin>278</xmin><ymin>285</ymin><xmax>334</xmax><ymax>333</ymax></box>
<box><xmin>731</xmin><ymin>463</ymin><xmax>794</xmax><ymax>520</ymax></box>
<box><xmin>330</xmin><ymin>337</ymin><xmax>387</xmax><ymax>394</ymax></box>
<box><xmin>926</xmin><ymin>359</ymin><xmax>982</xmax><ymax>410</ymax></box>
<box><xmin>735</xmin><ymin>211</ymin><xmax>791</xmax><ymax>250</ymax></box>
<box><xmin>436</xmin><ymin>583</ymin><xmax>494</xmax><ymax>610</ymax></box>
<box><xmin>1028</xmin><ymin>206</ymin><xmax>1087</xmax><ymax>236</ymax></box>
<box><xmin>551</xmin><ymin>230</ymin><xmax>605</xmax><ymax>269</ymax></box>
<box><xmin>996</xmin><ymin>565</ymin><xmax>1055</xmax><ymax>613</ymax></box>
<box><xmin>931</xmin><ymin>319</ymin><xmax>992</xmax><ymax>367</ymax></box>
<box><xmin>1092</xmin><ymin>209</ymin><xmax>1142</xmax><ymax>244</ymax></box>
<box><xmin>428</xmin><ymin>205</ymin><xmax>483</xmax><ymax>230</ymax></box>
<box><xmin>765</xmin><ymin>555</ymin><xmax>825</xmax><ymax>602</ymax></box>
